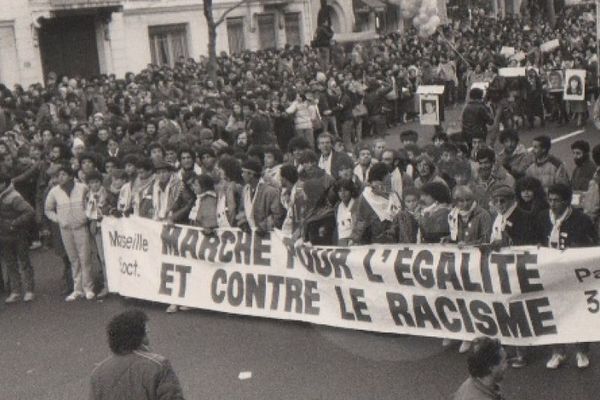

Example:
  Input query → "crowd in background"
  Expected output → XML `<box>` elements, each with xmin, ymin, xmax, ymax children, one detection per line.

<box><xmin>0</xmin><ymin>4</ymin><xmax>598</xmax><ymax>372</ymax></box>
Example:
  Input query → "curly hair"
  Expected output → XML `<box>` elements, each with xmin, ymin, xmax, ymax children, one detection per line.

<box><xmin>107</xmin><ymin>310</ymin><xmax>148</xmax><ymax>355</ymax></box>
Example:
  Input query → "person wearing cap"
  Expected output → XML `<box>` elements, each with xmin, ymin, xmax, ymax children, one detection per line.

<box><xmin>148</xmin><ymin>161</ymin><xmax>182</xmax><ymax>222</ymax></box>
<box><xmin>452</xmin><ymin>337</ymin><xmax>508</xmax><ymax>400</ymax></box>
<box><xmin>570</xmin><ymin>140</ymin><xmax>595</xmax><ymax>192</ymax></box>
<box><xmin>45</xmin><ymin>164</ymin><xmax>95</xmax><ymax>301</ymax></box>
<box><xmin>0</xmin><ymin>172</ymin><xmax>36</xmax><ymax>304</ymax></box>
<box><xmin>237</xmin><ymin>159</ymin><xmax>284</xmax><ymax>234</ymax></box>
<box><xmin>536</xmin><ymin>183</ymin><xmax>596</xmax><ymax>369</ymax></box>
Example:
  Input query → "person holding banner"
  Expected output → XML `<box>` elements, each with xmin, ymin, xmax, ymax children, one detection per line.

<box><xmin>443</xmin><ymin>185</ymin><xmax>492</xmax><ymax>354</ymax></box>
<box><xmin>418</xmin><ymin>181</ymin><xmax>451</xmax><ymax>244</ymax></box>
<box><xmin>453</xmin><ymin>337</ymin><xmax>508</xmax><ymax>400</ymax></box>
<box><xmin>350</xmin><ymin>163</ymin><xmax>406</xmax><ymax>245</ymax></box>
<box><xmin>238</xmin><ymin>159</ymin><xmax>284</xmax><ymax>234</ymax></box>
<box><xmin>489</xmin><ymin>184</ymin><xmax>536</xmax><ymax>368</ymax></box>
<box><xmin>536</xmin><ymin>183</ymin><xmax>597</xmax><ymax>369</ymax></box>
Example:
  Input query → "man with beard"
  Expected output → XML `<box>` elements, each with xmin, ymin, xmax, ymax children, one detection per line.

<box><xmin>570</xmin><ymin>140</ymin><xmax>595</xmax><ymax>192</ymax></box>
<box><xmin>453</xmin><ymin>337</ymin><xmax>508</xmax><ymax>400</ymax></box>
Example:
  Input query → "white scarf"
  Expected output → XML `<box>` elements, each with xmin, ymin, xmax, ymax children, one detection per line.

<box><xmin>337</xmin><ymin>199</ymin><xmax>355</xmax><ymax>239</ymax></box>
<box><xmin>117</xmin><ymin>183</ymin><xmax>132</xmax><ymax>212</ymax></box>
<box><xmin>189</xmin><ymin>191</ymin><xmax>216</xmax><ymax>223</ymax></box>
<box><xmin>549</xmin><ymin>207</ymin><xmax>572</xmax><ymax>248</ymax></box>
<box><xmin>390</xmin><ymin>168</ymin><xmax>404</xmax><ymax>199</ymax></box>
<box><xmin>362</xmin><ymin>186</ymin><xmax>401</xmax><ymax>222</ymax></box>
<box><xmin>449</xmin><ymin>201</ymin><xmax>477</xmax><ymax>241</ymax></box>
<box><xmin>243</xmin><ymin>183</ymin><xmax>259</xmax><ymax>229</ymax></box>
<box><xmin>216</xmin><ymin>191</ymin><xmax>231</xmax><ymax>228</ymax></box>
<box><xmin>490</xmin><ymin>202</ymin><xmax>517</xmax><ymax>243</ymax></box>
<box><xmin>354</xmin><ymin>164</ymin><xmax>371</xmax><ymax>183</ymax></box>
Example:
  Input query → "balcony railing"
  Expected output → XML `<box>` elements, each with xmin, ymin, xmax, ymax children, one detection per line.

<box><xmin>47</xmin><ymin>0</ymin><xmax>122</xmax><ymax>9</ymax></box>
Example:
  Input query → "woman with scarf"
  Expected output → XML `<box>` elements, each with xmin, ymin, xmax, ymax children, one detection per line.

<box><xmin>536</xmin><ymin>183</ymin><xmax>597</xmax><ymax>369</ymax></box>
<box><xmin>442</xmin><ymin>185</ymin><xmax>491</xmax><ymax>354</ymax></box>
<box><xmin>350</xmin><ymin>163</ymin><xmax>404</xmax><ymax>245</ymax></box>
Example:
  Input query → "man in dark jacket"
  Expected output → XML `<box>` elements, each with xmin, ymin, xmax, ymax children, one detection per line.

<box><xmin>461</xmin><ymin>88</ymin><xmax>493</xmax><ymax>146</ymax></box>
<box><xmin>90</xmin><ymin>310</ymin><xmax>185</xmax><ymax>400</ymax></box>
<box><xmin>536</xmin><ymin>183</ymin><xmax>597</xmax><ymax>370</ymax></box>
<box><xmin>317</xmin><ymin>132</ymin><xmax>353</xmax><ymax>179</ymax></box>
<box><xmin>0</xmin><ymin>173</ymin><xmax>35</xmax><ymax>303</ymax></box>
<box><xmin>571</xmin><ymin>140</ymin><xmax>596</xmax><ymax>192</ymax></box>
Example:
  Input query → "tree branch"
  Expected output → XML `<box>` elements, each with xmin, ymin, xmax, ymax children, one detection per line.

<box><xmin>215</xmin><ymin>0</ymin><xmax>252</xmax><ymax>27</ymax></box>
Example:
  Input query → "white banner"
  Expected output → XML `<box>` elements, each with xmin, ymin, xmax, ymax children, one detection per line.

<box><xmin>102</xmin><ymin>217</ymin><xmax>600</xmax><ymax>346</ymax></box>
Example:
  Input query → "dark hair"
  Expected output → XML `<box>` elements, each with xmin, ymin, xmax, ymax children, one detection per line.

<box><xmin>571</xmin><ymin>140</ymin><xmax>590</xmax><ymax>154</ymax></box>
<box><xmin>476</xmin><ymin>148</ymin><xmax>496</xmax><ymax>163</ymax></box>
<box><xmin>467</xmin><ymin>337</ymin><xmax>504</xmax><ymax>378</ymax></box>
<box><xmin>197</xmin><ymin>145</ymin><xmax>216</xmax><ymax>159</ymax></box>
<box><xmin>147</xmin><ymin>142</ymin><xmax>165</xmax><ymax>156</ymax></box>
<box><xmin>336</xmin><ymin>178</ymin><xmax>359</xmax><ymax>198</ymax></box>
<box><xmin>85</xmin><ymin>170</ymin><xmax>103</xmax><ymax>183</ymax></box>
<box><xmin>280</xmin><ymin>164</ymin><xmax>299</xmax><ymax>185</ymax></box>
<box><xmin>107</xmin><ymin>310</ymin><xmax>148</xmax><ymax>355</ymax></box>
<box><xmin>78</xmin><ymin>151</ymin><xmax>98</xmax><ymax>166</ymax></box>
<box><xmin>196</xmin><ymin>174</ymin><xmax>215</xmax><ymax>192</ymax></box>
<box><xmin>138</xmin><ymin>157</ymin><xmax>155</xmax><ymax>172</ymax></box>
<box><xmin>499</xmin><ymin>129</ymin><xmax>519</xmax><ymax>144</ymax></box>
<box><xmin>57</xmin><ymin>163</ymin><xmax>74</xmax><ymax>177</ymax></box>
<box><xmin>299</xmin><ymin>149</ymin><xmax>318</xmax><ymax>164</ymax></box>
<box><xmin>219</xmin><ymin>155</ymin><xmax>242</xmax><ymax>182</ymax></box>
<box><xmin>122</xmin><ymin>153</ymin><xmax>141</xmax><ymax>168</ymax></box>
<box><xmin>288</xmin><ymin>136</ymin><xmax>310</xmax><ymax>153</ymax></box>
<box><xmin>469</xmin><ymin>87</ymin><xmax>484</xmax><ymax>100</ymax></box>
<box><xmin>548</xmin><ymin>183</ymin><xmax>573</xmax><ymax>204</ymax></box>
<box><xmin>533</xmin><ymin>135</ymin><xmax>551</xmax><ymax>152</ymax></box>
<box><xmin>263</xmin><ymin>145</ymin><xmax>284</xmax><ymax>164</ymax></box>
<box><xmin>368</xmin><ymin>162</ymin><xmax>389</xmax><ymax>183</ymax></box>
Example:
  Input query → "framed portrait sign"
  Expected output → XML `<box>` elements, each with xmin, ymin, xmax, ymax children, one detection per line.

<box><xmin>547</xmin><ymin>69</ymin><xmax>564</xmax><ymax>92</ymax></box>
<box><xmin>564</xmin><ymin>69</ymin><xmax>586</xmax><ymax>101</ymax></box>
<box><xmin>419</xmin><ymin>94</ymin><xmax>439</xmax><ymax>126</ymax></box>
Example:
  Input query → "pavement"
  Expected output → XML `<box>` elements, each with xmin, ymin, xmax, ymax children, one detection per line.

<box><xmin>2</xmin><ymin>111</ymin><xmax>600</xmax><ymax>400</ymax></box>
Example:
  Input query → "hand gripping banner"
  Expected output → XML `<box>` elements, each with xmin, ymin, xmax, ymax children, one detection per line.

<box><xmin>102</xmin><ymin>216</ymin><xmax>600</xmax><ymax>345</ymax></box>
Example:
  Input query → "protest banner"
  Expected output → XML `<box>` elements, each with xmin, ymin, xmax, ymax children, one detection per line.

<box><xmin>500</xmin><ymin>46</ymin><xmax>515</xmax><ymax>57</ymax></box>
<box><xmin>102</xmin><ymin>216</ymin><xmax>600</xmax><ymax>346</ymax></box>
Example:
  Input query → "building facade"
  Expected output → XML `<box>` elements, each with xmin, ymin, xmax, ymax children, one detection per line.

<box><xmin>0</xmin><ymin>0</ymin><xmax>359</xmax><ymax>87</ymax></box>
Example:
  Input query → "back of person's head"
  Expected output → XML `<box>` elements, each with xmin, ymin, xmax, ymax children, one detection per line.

<box><xmin>197</xmin><ymin>174</ymin><xmax>215</xmax><ymax>192</ymax></box>
<box><xmin>138</xmin><ymin>157</ymin><xmax>155</xmax><ymax>173</ymax></box>
<box><xmin>280</xmin><ymin>164</ymin><xmax>299</xmax><ymax>185</ymax></box>
<box><xmin>107</xmin><ymin>310</ymin><xmax>148</xmax><ymax>355</ymax></box>
<box><xmin>499</xmin><ymin>129</ymin><xmax>519</xmax><ymax>144</ymax></box>
<box><xmin>467</xmin><ymin>337</ymin><xmax>504</xmax><ymax>378</ymax></box>
<box><xmin>288</xmin><ymin>136</ymin><xmax>310</xmax><ymax>153</ymax></box>
<box><xmin>336</xmin><ymin>178</ymin><xmax>359</xmax><ymax>198</ymax></box>
<box><xmin>469</xmin><ymin>88</ymin><xmax>484</xmax><ymax>101</ymax></box>
<box><xmin>299</xmin><ymin>149</ymin><xmax>318</xmax><ymax>165</ymax></box>
<box><xmin>368</xmin><ymin>162</ymin><xmax>389</xmax><ymax>183</ymax></box>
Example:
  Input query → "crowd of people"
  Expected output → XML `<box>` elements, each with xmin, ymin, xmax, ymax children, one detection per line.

<box><xmin>0</xmin><ymin>4</ymin><xmax>598</xmax><ymax>375</ymax></box>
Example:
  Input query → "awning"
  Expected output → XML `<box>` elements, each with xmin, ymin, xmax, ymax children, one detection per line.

<box><xmin>353</xmin><ymin>0</ymin><xmax>386</xmax><ymax>14</ymax></box>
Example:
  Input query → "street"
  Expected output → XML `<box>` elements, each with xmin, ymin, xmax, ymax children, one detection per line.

<box><xmin>1</xmin><ymin>113</ymin><xmax>600</xmax><ymax>400</ymax></box>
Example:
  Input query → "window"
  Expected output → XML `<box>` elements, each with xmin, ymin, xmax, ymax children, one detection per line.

<box><xmin>227</xmin><ymin>18</ymin><xmax>245</xmax><ymax>55</ymax></box>
<box><xmin>149</xmin><ymin>24</ymin><xmax>189</xmax><ymax>67</ymax></box>
<box><xmin>257</xmin><ymin>14</ymin><xmax>277</xmax><ymax>50</ymax></box>
<box><xmin>284</xmin><ymin>13</ymin><xmax>301</xmax><ymax>47</ymax></box>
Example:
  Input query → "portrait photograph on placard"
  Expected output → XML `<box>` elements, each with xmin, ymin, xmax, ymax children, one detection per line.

<box><xmin>564</xmin><ymin>69</ymin><xmax>586</xmax><ymax>100</ymax></box>
<box><xmin>547</xmin><ymin>69</ymin><xmax>564</xmax><ymax>92</ymax></box>
<box><xmin>419</xmin><ymin>94</ymin><xmax>439</xmax><ymax>125</ymax></box>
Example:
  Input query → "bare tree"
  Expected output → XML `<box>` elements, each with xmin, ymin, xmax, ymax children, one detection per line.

<box><xmin>203</xmin><ymin>0</ymin><xmax>252</xmax><ymax>82</ymax></box>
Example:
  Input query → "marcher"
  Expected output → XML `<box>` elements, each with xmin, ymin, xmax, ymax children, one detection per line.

<box><xmin>89</xmin><ymin>310</ymin><xmax>185</xmax><ymax>400</ymax></box>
